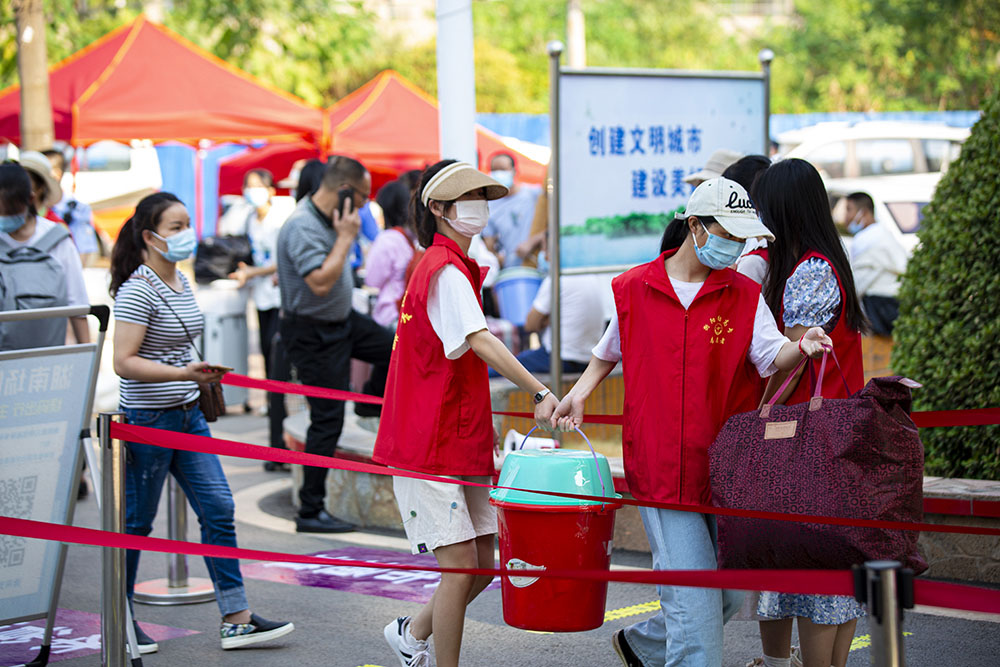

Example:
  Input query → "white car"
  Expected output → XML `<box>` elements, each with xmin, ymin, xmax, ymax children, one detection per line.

<box><xmin>778</xmin><ymin>121</ymin><xmax>968</xmax><ymax>180</ymax></box>
<box><xmin>826</xmin><ymin>173</ymin><xmax>940</xmax><ymax>256</ymax></box>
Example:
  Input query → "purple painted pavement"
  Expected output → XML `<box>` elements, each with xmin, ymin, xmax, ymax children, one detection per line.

<box><xmin>0</xmin><ymin>608</ymin><xmax>197</xmax><ymax>665</ymax></box>
<box><xmin>241</xmin><ymin>546</ymin><xmax>501</xmax><ymax>604</ymax></box>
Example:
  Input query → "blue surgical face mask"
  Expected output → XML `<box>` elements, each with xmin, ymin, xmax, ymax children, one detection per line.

<box><xmin>536</xmin><ymin>250</ymin><xmax>549</xmax><ymax>274</ymax></box>
<box><xmin>847</xmin><ymin>213</ymin><xmax>866</xmax><ymax>235</ymax></box>
<box><xmin>693</xmin><ymin>222</ymin><xmax>745</xmax><ymax>270</ymax></box>
<box><xmin>0</xmin><ymin>211</ymin><xmax>27</xmax><ymax>234</ymax></box>
<box><xmin>490</xmin><ymin>170</ymin><xmax>515</xmax><ymax>190</ymax></box>
<box><xmin>151</xmin><ymin>228</ymin><xmax>197</xmax><ymax>263</ymax></box>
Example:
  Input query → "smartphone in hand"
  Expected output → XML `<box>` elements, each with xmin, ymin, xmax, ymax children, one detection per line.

<box><xmin>203</xmin><ymin>365</ymin><xmax>234</xmax><ymax>373</ymax></box>
<box><xmin>337</xmin><ymin>186</ymin><xmax>354</xmax><ymax>215</ymax></box>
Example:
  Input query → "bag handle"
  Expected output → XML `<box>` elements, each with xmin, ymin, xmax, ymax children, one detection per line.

<box><xmin>761</xmin><ymin>346</ymin><xmax>852</xmax><ymax>418</ymax></box>
<box><xmin>519</xmin><ymin>426</ymin><xmax>609</xmax><ymax>506</ymax></box>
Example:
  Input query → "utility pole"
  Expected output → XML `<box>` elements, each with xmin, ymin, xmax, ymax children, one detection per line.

<box><xmin>14</xmin><ymin>0</ymin><xmax>55</xmax><ymax>150</ymax></box>
<box><xmin>144</xmin><ymin>0</ymin><xmax>166</xmax><ymax>24</ymax></box>
<box><xmin>566</xmin><ymin>0</ymin><xmax>586</xmax><ymax>68</ymax></box>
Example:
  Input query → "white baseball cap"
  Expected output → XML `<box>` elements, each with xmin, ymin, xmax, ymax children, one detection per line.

<box><xmin>676</xmin><ymin>177</ymin><xmax>774</xmax><ymax>240</ymax></box>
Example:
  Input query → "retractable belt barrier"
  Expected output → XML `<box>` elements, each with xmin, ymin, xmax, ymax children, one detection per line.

<box><xmin>219</xmin><ymin>373</ymin><xmax>1000</xmax><ymax>521</ymax></box>
<box><xmin>2</xmin><ymin>514</ymin><xmax>999</xmax><ymax>617</ymax></box>
<box><xmin>110</xmin><ymin>422</ymin><xmax>1000</xmax><ymax>539</ymax></box>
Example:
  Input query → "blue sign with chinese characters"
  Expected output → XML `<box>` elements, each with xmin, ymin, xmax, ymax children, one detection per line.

<box><xmin>558</xmin><ymin>71</ymin><xmax>766</xmax><ymax>270</ymax></box>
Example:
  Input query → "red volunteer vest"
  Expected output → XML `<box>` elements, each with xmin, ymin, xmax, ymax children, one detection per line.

<box><xmin>783</xmin><ymin>251</ymin><xmax>864</xmax><ymax>404</ymax></box>
<box><xmin>373</xmin><ymin>234</ymin><xmax>494</xmax><ymax>476</ymax></box>
<box><xmin>614</xmin><ymin>250</ymin><xmax>762</xmax><ymax>505</ymax></box>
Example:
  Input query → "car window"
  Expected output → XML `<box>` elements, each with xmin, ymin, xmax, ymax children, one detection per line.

<box><xmin>886</xmin><ymin>201</ymin><xmax>928</xmax><ymax>234</ymax></box>
<box><xmin>803</xmin><ymin>142</ymin><xmax>847</xmax><ymax>179</ymax></box>
<box><xmin>856</xmin><ymin>139</ymin><xmax>915</xmax><ymax>176</ymax></box>
<box><xmin>75</xmin><ymin>140</ymin><xmax>131</xmax><ymax>172</ymax></box>
<box><xmin>922</xmin><ymin>139</ymin><xmax>963</xmax><ymax>172</ymax></box>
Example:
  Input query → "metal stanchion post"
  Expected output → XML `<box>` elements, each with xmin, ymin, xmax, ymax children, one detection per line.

<box><xmin>133</xmin><ymin>478</ymin><xmax>215</xmax><ymax>605</ymax></box>
<box><xmin>854</xmin><ymin>560</ymin><xmax>914</xmax><ymax>667</ymax></box>
<box><xmin>100</xmin><ymin>412</ymin><xmax>127</xmax><ymax>667</ymax></box>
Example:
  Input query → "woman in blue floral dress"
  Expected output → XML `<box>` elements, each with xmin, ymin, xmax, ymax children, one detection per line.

<box><xmin>745</xmin><ymin>159</ymin><xmax>870</xmax><ymax>667</ymax></box>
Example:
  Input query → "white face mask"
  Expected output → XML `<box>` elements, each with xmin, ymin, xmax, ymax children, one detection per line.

<box><xmin>443</xmin><ymin>199</ymin><xmax>490</xmax><ymax>238</ymax></box>
<box><xmin>243</xmin><ymin>187</ymin><xmax>270</xmax><ymax>208</ymax></box>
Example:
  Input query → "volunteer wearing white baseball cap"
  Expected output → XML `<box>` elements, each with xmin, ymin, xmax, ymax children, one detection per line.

<box><xmin>542</xmin><ymin>176</ymin><xmax>835</xmax><ymax>667</ymax></box>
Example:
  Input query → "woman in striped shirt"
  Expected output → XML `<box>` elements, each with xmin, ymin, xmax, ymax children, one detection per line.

<box><xmin>111</xmin><ymin>192</ymin><xmax>293</xmax><ymax>653</ymax></box>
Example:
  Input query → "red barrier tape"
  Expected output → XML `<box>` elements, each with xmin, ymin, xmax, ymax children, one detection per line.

<box><xmin>222</xmin><ymin>373</ymin><xmax>383</xmax><ymax>405</ymax></box>
<box><xmin>2</xmin><ymin>515</ymin><xmax>999</xmax><ymax>615</ymax></box>
<box><xmin>110</xmin><ymin>422</ymin><xmax>1000</xmax><ymax>538</ymax></box>
<box><xmin>911</xmin><ymin>407</ymin><xmax>1000</xmax><ymax>428</ymax></box>
<box><xmin>222</xmin><ymin>374</ymin><xmax>1000</xmax><ymax>429</ymax></box>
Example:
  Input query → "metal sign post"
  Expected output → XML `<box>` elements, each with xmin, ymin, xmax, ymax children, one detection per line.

<box><xmin>547</xmin><ymin>40</ymin><xmax>564</xmax><ymax>403</ymax></box>
<box><xmin>99</xmin><ymin>412</ymin><xmax>128</xmax><ymax>667</ymax></box>
<box><xmin>758</xmin><ymin>48</ymin><xmax>775</xmax><ymax>154</ymax></box>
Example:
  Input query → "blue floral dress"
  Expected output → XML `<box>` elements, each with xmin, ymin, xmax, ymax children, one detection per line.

<box><xmin>756</xmin><ymin>258</ymin><xmax>866</xmax><ymax>625</ymax></box>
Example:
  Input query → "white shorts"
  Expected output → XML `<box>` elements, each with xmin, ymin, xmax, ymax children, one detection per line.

<box><xmin>392</xmin><ymin>474</ymin><xmax>497</xmax><ymax>555</ymax></box>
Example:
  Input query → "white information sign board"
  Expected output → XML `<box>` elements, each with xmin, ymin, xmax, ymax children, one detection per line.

<box><xmin>0</xmin><ymin>345</ymin><xmax>95</xmax><ymax>623</ymax></box>
<box><xmin>558</xmin><ymin>70</ymin><xmax>766</xmax><ymax>271</ymax></box>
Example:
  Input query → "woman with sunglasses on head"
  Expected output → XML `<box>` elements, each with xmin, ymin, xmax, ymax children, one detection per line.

<box><xmin>110</xmin><ymin>193</ymin><xmax>293</xmax><ymax>654</ymax></box>
<box><xmin>374</xmin><ymin>160</ymin><xmax>560</xmax><ymax>667</ymax></box>
<box><xmin>743</xmin><ymin>158</ymin><xmax>868</xmax><ymax>667</ymax></box>
<box><xmin>541</xmin><ymin>178</ymin><xmax>835</xmax><ymax>667</ymax></box>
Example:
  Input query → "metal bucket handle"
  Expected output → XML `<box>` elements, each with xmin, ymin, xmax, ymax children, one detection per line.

<box><xmin>520</xmin><ymin>426</ymin><xmax>609</xmax><ymax>504</ymax></box>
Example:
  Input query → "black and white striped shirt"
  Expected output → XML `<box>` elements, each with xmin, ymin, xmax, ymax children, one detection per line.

<box><xmin>114</xmin><ymin>265</ymin><xmax>203</xmax><ymax>409</ymax></box>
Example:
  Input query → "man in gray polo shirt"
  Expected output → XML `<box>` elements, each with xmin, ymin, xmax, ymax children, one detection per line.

<box><xmin>277</xmin><ymin>156</ymin><xmax>393</xmax><ymax>533</ymax></box>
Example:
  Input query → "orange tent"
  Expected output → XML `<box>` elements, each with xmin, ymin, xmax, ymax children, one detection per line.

<box><xmin>0</xmin><ymin>16</ymin><xmax>323</xmax><ymax>146</ymax></box>
<box><xmin>327</xmin><ymin>70</ymin><xmax>546</xmax><ymax>184</ymax></box>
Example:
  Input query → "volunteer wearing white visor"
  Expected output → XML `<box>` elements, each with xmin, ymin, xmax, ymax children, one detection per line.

<box><xmin>374</xmin><ymin>160</ymin><xmax>559</xmax><ymax>667</ymax></box>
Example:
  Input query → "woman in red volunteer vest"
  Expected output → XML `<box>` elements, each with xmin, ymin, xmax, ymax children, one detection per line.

<box><xmin>540</xmin><ymin>178</ymin><xmax>834</xmax><ymax>667</ymax></box>
<box><xmin>747</xmin><ymin>159</ymin><xmax>868</xmax><ymax>667</ymax></box>
<box><xmin>373</xmin><ymin>160</ymin><xmax>559</xmax><ymax>667</ymax></box>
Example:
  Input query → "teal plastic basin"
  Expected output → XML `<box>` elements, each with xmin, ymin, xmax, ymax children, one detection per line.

<box><xmin>490</xmin><ymin>449</ymin><xmax>620</xmax><ymax>506</ymax></box>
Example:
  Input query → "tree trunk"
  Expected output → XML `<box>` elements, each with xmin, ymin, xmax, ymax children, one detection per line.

<box><xmin>14</xmin><ymin>0</ymin><xmax>55</xmax><ymax>150</ymax></box>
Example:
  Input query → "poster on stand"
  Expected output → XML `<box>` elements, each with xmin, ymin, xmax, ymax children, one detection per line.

<box><xmin>558</xmin><ymin>69</ymin><xmax>766</xmax><ymax>271</ymax></box>
<box><xmin>0</xmin><ymin>345</ymin><xmax>95</xmax><ymax>623</ymax></box>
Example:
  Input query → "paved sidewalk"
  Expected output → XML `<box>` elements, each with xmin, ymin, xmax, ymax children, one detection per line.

<box><xmin>3</xmin><ymin>411</ymin><xmax>998</xmax><ymax>667</ymax></box>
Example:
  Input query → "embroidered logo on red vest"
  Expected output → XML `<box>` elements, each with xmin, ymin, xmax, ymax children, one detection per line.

<box><xmin>704</xmin><ymin>315</ymin><xmax>734</xmax><ymax>345</ymax></box>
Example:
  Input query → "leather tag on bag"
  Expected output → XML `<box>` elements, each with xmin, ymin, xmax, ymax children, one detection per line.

<box><xmin>764</xmin><ymin>420</ymin><xmax>797</xmax><ymax>440</ymax></box>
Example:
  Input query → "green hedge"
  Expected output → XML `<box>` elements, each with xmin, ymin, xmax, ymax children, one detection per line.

<box><xmin>891</xmin><ymin>92</ymin><xmax>1000</xmax><ymax>480</ymax></box>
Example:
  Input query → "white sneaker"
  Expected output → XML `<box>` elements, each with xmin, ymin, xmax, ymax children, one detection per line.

<box><xmin>383</xmin><ymin>616</ymin><xmax>431</xmax><ymax>667</ymax></box>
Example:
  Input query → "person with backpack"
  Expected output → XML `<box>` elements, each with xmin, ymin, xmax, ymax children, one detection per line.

<box><xmin>110</xmin><ymin>192</ymin><xmax>294</xmax><ymax>654</ymax></box>
<box><xmin>0</xmin><ymin>163</ymin><xmax>89</xmax><ymax>350</ymax></box>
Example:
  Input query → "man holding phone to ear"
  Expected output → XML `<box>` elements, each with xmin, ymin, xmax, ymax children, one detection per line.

<box><xmin>276</xmin><ymin>156</ymin><xmax>393</xmax><ymax>533</ymax></box>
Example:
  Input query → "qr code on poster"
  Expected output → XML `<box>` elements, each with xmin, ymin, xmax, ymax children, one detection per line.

<box><xmin>0</xmin><ymin>475</ymin><xmax>38</xmax><ymax>568</ymax></box>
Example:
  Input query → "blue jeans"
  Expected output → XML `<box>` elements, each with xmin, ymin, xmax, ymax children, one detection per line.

<box><xmin>123</xmin><ymin>404</ymin><xmax>248</xmax><ymax>617</ymax></box>
<box><xmin>625</xmin><ymin>507</ymin><xmax>743</xmax><ymax>667</ymax></box>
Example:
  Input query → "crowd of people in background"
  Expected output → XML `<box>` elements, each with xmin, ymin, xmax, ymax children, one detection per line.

<box><xmin>0</xmin><ymin>141</ymin><xmax>914</xmax><ymax>667</ymax></box>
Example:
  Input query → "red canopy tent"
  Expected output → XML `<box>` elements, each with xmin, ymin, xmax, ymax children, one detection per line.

<box><xmin>216</xmin><ymin>140</ymin><xmax>320</xmax><ymax>198</ymax></box>
<box><xmin>327</xmin><ymin>70</ymin><xmax>547</xmax><ymax>184</ymax></box>
<box><xmin>0</xmin><ymin>16</ymin><xmax>324</xmax><ymax>146</ymax></box>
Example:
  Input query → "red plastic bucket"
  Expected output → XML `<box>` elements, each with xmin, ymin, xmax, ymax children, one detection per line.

<box><xmin>491</xmin><ymin>498</ymin><xmax>621</xmax><ymax>632</ymax></box>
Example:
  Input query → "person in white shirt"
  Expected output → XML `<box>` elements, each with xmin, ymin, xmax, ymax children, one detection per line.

<box><xmin>489</xmin><ymin>269</ymin><xmax>607</xmax><ymax>377</ymax></box>
<box><xmin>845</xmin><ymin>192</ymin><xmax>907</xmax><ymax>335</ymax></box>
<box><xmin>227</xmin><ymin>169</ymin><xmax>295</xmax><ymax>465</ymax></box>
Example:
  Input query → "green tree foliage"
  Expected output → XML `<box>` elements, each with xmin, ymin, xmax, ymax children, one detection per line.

<box><xmin>767</xmin><ymin>0</ymin><xmax>1000</xmax><ymax>112</ymax></box>
<box><xmin>1</xmin><ymin>1</ymin><xmax>997</xmax><ymax>113</ymax></box>
<box><xmin>891</xmin><ymin>90</ymin><xmax>1000</xmax><ymax>480</ymax></box>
